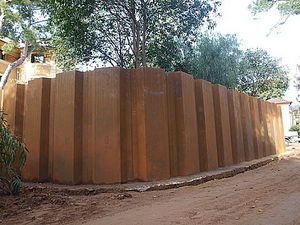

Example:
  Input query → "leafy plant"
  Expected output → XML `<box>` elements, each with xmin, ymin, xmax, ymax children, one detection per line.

<box><xmin>237</xmin><ymin>48</ymin><xmax>289</xmax><ymax>100</ymax></box>
<box><xmin>0</xmin><ymin>0</ymin><xmax>48</xmax><ymax>89</ymax></box>
<box><xmin>177</xmin><ymin>32</ymin><xmax>242</xmax><ymax>89</ymax></box>
<box><xmin>43</xmin><ymin>0</ymin><xmax>221</xmax><ymax>70</ymax></box>
<box><xmin>0</xmin><ymin>111</ymin><xmax>27</xmax><ymax>195</ymax></box>
<box><xmin>290</xmin><ymin>125</ymin><xmax>300</xmax><ymax>137</ymax></box>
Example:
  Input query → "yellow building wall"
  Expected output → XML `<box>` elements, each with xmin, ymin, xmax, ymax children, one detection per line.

<box><xmin>0</xmin><ymin>59</ymin><xmax>18</xmax><ymax>80</ymax></box>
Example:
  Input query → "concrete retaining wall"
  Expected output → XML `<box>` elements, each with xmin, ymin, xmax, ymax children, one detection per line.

<box><xmin>0</xmin><ymin>68</ymin><xmax>286</xmax><ymax>184</ymax></box>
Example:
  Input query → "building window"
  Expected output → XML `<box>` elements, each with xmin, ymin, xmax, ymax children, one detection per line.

<box><xmin>31</xmin><ymin>54</ymin><xmax>45</xmax><ymax>63</ymax></box>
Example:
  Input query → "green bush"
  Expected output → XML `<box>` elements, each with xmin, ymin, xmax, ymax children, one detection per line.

<box><xmin>0</xmin><ymin>111</ymin><xmax>27</xmax><ymax>195</ymax></box>
<box><xmin>289</xmin><ymin>125</ymin><xmax>300</xmax><ymax>137</ymax></box>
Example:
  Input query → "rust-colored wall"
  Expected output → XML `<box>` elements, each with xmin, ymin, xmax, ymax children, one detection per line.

<box><xmin>22</xmin><ymin>78</ymin><xmax>51</xmax><ymax>181</ymax></box>
<box><xmin>3</xmin><ymin>82</ymin><xmax>17</xmax><ymax>133</ymax></box>
<box><xmin>228</xmin><ymin>90</ymin><xmax>245</xmax><ymax>164</ymax></box>
<box><xmin>2</xmin><ymin>81</ymin><xmax>25</xmax><ymax>138</ymax></box>
<box><xmin>51</xmin><ymin>71</ymin><xmax>83</xmax><ymax>184</ymax></box>
<box><xmin>259</xmin><ymin>100</ymin><xmax>271</xmax><ymax>156</ymax></box>
<box><xmin>131</xmin><ymin>68</ymin><xmax>170</xmax><ymax>181</ymax></box>
<box><xmin>48</xmin><ymin>78</ymin><xmax>56</xmax><ymax>180</ymax></box>
<box><xmin>194</xmin><ymin>80</ymin><xmax>218</xmax><ymax>171</ymax></box>
<box><xmin>266</xmin><ymin>102</ymin><xmax>277</xmax><ymax>155</ymax></box>
<box><xmin>167</xmin><ymin>72</ymin><xmax>199</xmax><ymax>176</ymax></box>
<box><xmin>276</xmin><ymin>105</ymin><xmax>286</xmax><ymax>154</ymax></box>
<box><xmin>213</xmin><ymin>84</ymin><xmax>233</xmax><ymax>167</ymax></box>
<box><xmin>82</xmin><ymin>68</ymin><xmax>124</xmax><ymax>184</ymax></box>
<box><xmin>0</xmin><ymin>67</ymin><xmax>287</xmax><ymax>184</ymax></box>
<box><xmin>240</xmin><ymin>93</ymin><xmax>255</xmax><ymax>161</ymax></box>
<box><xmin>249</xmin><ymin>97</ymin><xmax>264</xmax><ymax>159</ymax></box>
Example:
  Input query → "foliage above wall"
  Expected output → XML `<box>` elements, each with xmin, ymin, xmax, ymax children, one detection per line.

<box><xmin>237</xmin><ymin>48</ymin><xmax>289</xmax><ymax>100</ymax></box>
<box><xmin>0</xmin><ymin>0</ymin><xmax>48</xmax><ymax>89</ymax></box>
<box><xmin>165</xmin><ymin>32</ymin><xmax>289</xmax><ymax>99</ymax></box>
<box><xmin>43</xmin><ymin>0</ymin><xmax>221</xmax><ymax>70</ymax></box>
<box><xmin>250</xmin><ymin>0</ymin><xmax>300</xmax><ymax>15</ymax></box>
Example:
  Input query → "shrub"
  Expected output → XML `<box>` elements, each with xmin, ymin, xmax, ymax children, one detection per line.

<box><xmin>0</xmin><ymin>111</ymin><xmax>27</xmax><ymax>195</ymax></box>
<box><xmin>289</xmin><ymin>125</ymin><xmax>300</xmax><ymax>137</ymax></box>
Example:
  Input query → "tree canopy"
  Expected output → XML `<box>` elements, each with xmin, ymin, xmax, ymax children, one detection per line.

<box><xmin>0</xmin><ymin>0</ymin><xmax>48</xmax><ymax>89</ymax></box>
<box><xmin>169</xmin><ymin>33</ymin><xmax>289</xmax><ymax>99</ymax></box>
<box><xmin>237</xmin><ymin>48</ymin><xmax>289</xmax><ymax>100</ymax></box>
<box><xmin>250</xmin><ymin>0</ymin><xmax>300</xmax><ymax>15</ymax></box>
<box><xmin>43</xmin><ymin>0</ymin><xmax>221</xmax><ymax>71</ymax></box>
<box><xmin>177</xmin><ymin>33</ymin><xmax>242</xmax><ymax>89</ymax></box>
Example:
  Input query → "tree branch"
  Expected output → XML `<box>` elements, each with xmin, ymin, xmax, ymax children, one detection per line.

<box><xmin>0</xmin><ymin>41</ymin><xmax>34</xmax><ymax>89</ymax></box>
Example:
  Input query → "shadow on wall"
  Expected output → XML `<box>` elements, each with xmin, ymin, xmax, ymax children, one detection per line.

<box><xmin>0</xmin><ymin>67</ymin><xmax>286</xmax><ymax>185</ymax></box>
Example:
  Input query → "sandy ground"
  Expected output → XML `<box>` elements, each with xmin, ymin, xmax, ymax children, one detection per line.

<box><xmin>1</xmin><ymin>149</ymin><xmax>300</xmax><ymax>225</ymax></box>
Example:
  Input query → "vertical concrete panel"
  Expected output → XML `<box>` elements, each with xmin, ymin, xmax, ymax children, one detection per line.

<box><xmin>120</xmin><ymin>69</ymin><xmax>133</xmax><ymax>182</ymax></box>
<box><xmin>3</xmin><ymin>82</ymin><xmax>17</xmax><ymax>133</ymax></box>
<box><xmin>212</xmin><ymin>84</ymin><xmax>233</xmax><ymax>167</ymax></box>
<box><xmin>131</xmin><ymin>68</ymin><xmax>146</xmax><ymax>181</ymax></box>
<box><xmin>239</xmin><ymin>93</ymin><xmax>255</xmax><ymax>161</ymax></box>
<box><xmin>167</xmin><ymin>72</ymin><xmax>199</xmax><ymax>177</ymax></box>
<box><xmin>249</xmin><ymin>97</ymin><xmax>263</xmax><ymax>159</ymax></box>
<box><xmin>257</xmin><ymin>100</ymin><xmax>267</xmax><ymax>157</ymax></box>
<box><xmin>15</xmin><ymin>84</ymin><xmax>25</xmax><ymax>140</ymax></box>
<box><xmin>52</xmin><ymin>71</ymin><xmax>83</xmax><ymax>184</ymax></box>
<box><xmin>48</xmin><ymin>78</ymin><xmax>56</xmax><ymax>180</ymax></box>
<box><xmin>270</xmin><ymin>103</ymin><xmax>279</xmax><ymax>154</ymax></box>
<box><xmin>82</xmin><ymin>68</ymin><xmax>123</xmax><ymax>184</ymax></box>
<box><xmin>22</xmin><ymin>79</ymin><xmax>51</xmax><ymax>181</ymax></box>
<box><xmin>276</xmin><ymin>105</ymin><xmax>286</xmax><ymax>153</ymax></box>
<box><xmin>194</xmin><ymin>80</ymin><xmax>218</xmax><ymax>171</ymax></box>
<box><xmin>260</xmin><ymin>101</ymin><xmax>272</xmax><ymax>156</ymax></box>
<box><xmin>228</xmin><ymin>90</ymin><xmax>245</xmax><ymax>164</ymax></box>
<box><xmin>82</xmin><ymin>70</ymin><xmax>94</xmax><ymax>184</ymax></box>
<box><xmin>2</xmin><ymin>82</ymin><xmax>25</xmax><ymax>139</ymax></box>
<box><xmin>167</xmin><ymin>73</ymin><xmax>179</xmax><ymax>176</ymax></box>
<box><xmin>131</xmin><ymin>68</ymin><xmax>170</xmax><ymax>181</ymax></box>
<box><xmin>266</xmin><ymin>102</ymin><xmax>276</xmax><ymax>155</ymax></box>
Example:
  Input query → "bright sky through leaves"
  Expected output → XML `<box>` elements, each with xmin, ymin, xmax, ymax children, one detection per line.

<box><xmin>215</xmin><ymin>0</ymin><xmax>300</xmax><ymax>105</ymax></box>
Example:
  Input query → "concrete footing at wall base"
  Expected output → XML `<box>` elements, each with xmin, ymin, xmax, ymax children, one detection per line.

<box><xmin>23</xmin><ymin>150</ymin><xmax>300</xmax><ymax>194</ymax></box>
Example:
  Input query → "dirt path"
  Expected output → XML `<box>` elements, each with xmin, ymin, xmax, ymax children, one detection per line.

<box><xmin>81</xmin><ymin>154</ymin><xmax>300</xmax><ymax>225</ymax></box>
<box><xmin>1</xmin><ymin>152</ymin><xmax>300</xmax><ymax>225</ymax></box>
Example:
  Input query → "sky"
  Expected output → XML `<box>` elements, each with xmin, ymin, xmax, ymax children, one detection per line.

<box><xmin>215</xmin><ymin>0</ymin><xmax>300</xmax><ymax>105</ymax></box>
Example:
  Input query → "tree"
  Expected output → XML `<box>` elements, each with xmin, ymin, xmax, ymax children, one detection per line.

<box><xmin>250</xmin><ymin>0</ymin><xmax>300</xmax><ymax>15</ymax></box>
<box><xmin>176</xmin><ymin>32</ymin><xmax>242</xmax><ymax>89</ymax></box>
<box><xmin>0</xmin><ymin>0</ymin><xmax>48</xmax><ymax>89</ymax></box>
<box><xmin>237</xmin><ymin>48</ymin><xmax>289</xmax><ymax>100</ymax></box>
<box><xmin>44</xmin><ymin>0</ymin><xmax>221</xmax><ymax>70</ymax></box>
<box><xmin>249</xmin><ymin>0</ymin><xmax>300</xmax><ymax>32</ymax></box>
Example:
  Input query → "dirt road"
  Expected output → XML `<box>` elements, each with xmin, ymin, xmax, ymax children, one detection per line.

<box><xmin>82</xmin><ymin>154</ymin><xmax>300</xmax><ymax>225</ymax></box>
<box><xmin>1</xmin><ymin>152</ymin><xmax>300</xmax><ymax>225</ymax></box>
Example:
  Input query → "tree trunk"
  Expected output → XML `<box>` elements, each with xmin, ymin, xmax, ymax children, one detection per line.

<box><xmin>130</xmin><ymin>0</ymin><xmax>141</xmax><ymax>68</ymax></box>
<box><xmin>0</xmin><ymin>0</ymin><xmax>6</xmax><ymax>33</ymax></box>
<box><xmin>141</xmin><ymin>0</ymin><xmax>147</xmax><ymax>67</ymax></box>
<box><xmin>0</xmin><ymin>42</ymin><xmax>32</xmax><ymax>90</ymax></box>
